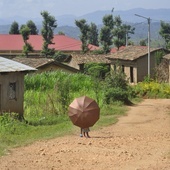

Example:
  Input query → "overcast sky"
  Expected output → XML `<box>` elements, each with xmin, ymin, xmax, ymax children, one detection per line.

<box><xmin>0</xmin><ymin>0</ymin><xmax>170</xmax><ymax>19</ymax></box>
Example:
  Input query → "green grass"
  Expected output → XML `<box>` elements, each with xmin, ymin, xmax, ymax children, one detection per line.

<box><xmin>0</xmin><ymin>102</ymin><xmax>127</xmax><ymax>156</ymax></box>
<box><xmin>1</xmin><ymin>71</ymin><xmax>169</xmax><ymax>157</ymax></box>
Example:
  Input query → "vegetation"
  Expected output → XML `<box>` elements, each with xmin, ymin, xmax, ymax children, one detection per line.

<box><xmin>99</xmin><ymin>14</ymin><xmax>114</xmax><ymax>54</ymax></box>
<box><xmin>159</xmin><ymin>21</ymin><xmax>170</xmax><ymax>49</ymax></box>
<box><xmin>20</xmin><ymin>25</ymin><xmax>34</xmax><ymax>56</ymax></box>
<box><xmin>0</xmin><ymin>70</ymin><xmax>170</xmax><ymax>156</ymax></box>
<box><xmin>132</xmin><ymin>80</ymin><xmax>170</xmax><ymax>99</ymax></box>
<box><xmin>41</xmin><ymin>11</ymin><xmax>57</xmax><ymax>57</ymax></box>
<box><xmin>75</xmin><ymin>19</ymin><xmax>90</xmax><ymax>53</ymax></box>
<box><xmin>88</xmin><ymin>22</ymin><xmax>99</xmax><ymax>46</ymax></box>
<box><xmin>112</xmin><ymin>16</ymin><xmax>135</xmax><ymax>49</ymax></box>
<box><xmin>9</xmin><ymin>21</ymin><xmax>20</xmax><ymax>34</ymax></box>
<box><xmin>0</xmin><ymin>71</ymin><xmax>129</xmax><ymax>156</ymax></box>
<box><xmin>26</xmin><ymin>20</ymin><xmax>39</xmax><ymax>35</ymax></box>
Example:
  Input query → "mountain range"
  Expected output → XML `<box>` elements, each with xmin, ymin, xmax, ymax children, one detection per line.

<box><xmin>1</xmin><ymin>8</ymin><xmax>170</xmax><ymax>26</ymax></box>
<box><xmin>0</xmin><ymin>8</ymin><xmax>169</xmax><ymax>46</ymax></box>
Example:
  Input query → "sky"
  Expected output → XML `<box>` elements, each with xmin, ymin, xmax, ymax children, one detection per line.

<box><xmin>0</xmin><ymin>0</ymin><xmax>170</xmax><ymax>19</ymax></box>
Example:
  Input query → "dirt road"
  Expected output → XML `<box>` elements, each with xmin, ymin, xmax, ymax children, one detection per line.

<box><xmin>0</xmin><ymin>99</ymin><xmax>170</xmax><ymax>170</ymax></box>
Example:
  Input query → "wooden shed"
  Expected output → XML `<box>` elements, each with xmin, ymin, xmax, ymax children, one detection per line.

<box><xmin>0</xmin><ymin>57</ymin><xmax>36</xmax><ymax>117</ymax></box>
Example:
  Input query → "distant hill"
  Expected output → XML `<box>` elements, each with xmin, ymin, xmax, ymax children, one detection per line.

<box><xmin>0</xmin><ymin>8</ymin><xmax>168</xmax><ymax>47</ymax></box>
<box><xmin>1</xmin><ymin>8</ymin><xmax>170</xmax><ymax>26</ymax></box>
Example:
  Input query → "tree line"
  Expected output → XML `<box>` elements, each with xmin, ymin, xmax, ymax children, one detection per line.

<box><xmin>9</xmin><ymin>10</ymin><xmax>170</xmax><ymax>57</ymax></box>
<box><xmin>9</xmin><ymin>11</ymin><xmax>57</xmax><ymax>57</ymax></box>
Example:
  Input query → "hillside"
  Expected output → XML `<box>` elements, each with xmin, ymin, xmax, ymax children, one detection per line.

<box><xmin>0</xmin><ymin>8</ymin><xmax>168</xmax><ymax>47</ymax></box>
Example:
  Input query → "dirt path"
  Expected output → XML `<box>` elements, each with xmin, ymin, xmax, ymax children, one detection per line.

<box><xmin>0</xmin><ymin>99</ymin><xmax>170</xmax><ymax>170</ymax></box>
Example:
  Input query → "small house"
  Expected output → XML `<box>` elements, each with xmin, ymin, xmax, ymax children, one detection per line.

<box><xmin>106</xmin><ymin>46</ymin><xmax>170</xmax><ymax>84</ymax></box>
<box><xmin>13</xmin><ymin>57</ymin><xmax>79</xmax><ymax>74</ymax></box>
<box><xmin>66</xmin><ymin>54</ymin><xmax>111</xmax><ymax>72</ymax></box>
<box><xmin>0</xmin><ymin>57</ymin><xmax>36</xmax><ymax>117</ymax></box>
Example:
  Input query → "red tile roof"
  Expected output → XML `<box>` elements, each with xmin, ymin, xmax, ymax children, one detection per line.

<box><xmin>0</xmin><ymin>34</ymin><xmax>99</xmax><ymax>52</ymax></box>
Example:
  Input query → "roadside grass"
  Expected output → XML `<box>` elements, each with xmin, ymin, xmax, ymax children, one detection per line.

<box><xmin>0</xmin><ymin>102</ymin><xmax>127</xmax><ymax>156</ymax></box>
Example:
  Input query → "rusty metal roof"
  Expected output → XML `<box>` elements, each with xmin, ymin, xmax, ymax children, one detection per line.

<box><xmin>0</xmin><ymin>57</ymin><xmax>37</xmax><ymax>73</ymax></box>
<box><xmin>0</xmin><ymin>34</ymin><xmax>99</xmax><ymax>52</ymax></box>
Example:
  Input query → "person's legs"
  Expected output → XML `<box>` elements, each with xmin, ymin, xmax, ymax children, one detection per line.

<box><xmin>80</xmin><ymin>128</ymin><xmax>83</xmax><ymax>137</ymax></box>
<box><xmin>83</xmin><ymin>132</ymin><xmax>86</xmax><ymax>137</ymax></box>
<box><xmin>86</xmin><ymin>132</ymin><xmax>90</xmax><ymax>138</ymax></box>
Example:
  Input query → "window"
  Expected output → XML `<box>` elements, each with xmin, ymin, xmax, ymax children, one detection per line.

<box><xmin>9</xmin><ymin>82</ymin><xmax>16</xmax><ymax>100</ymax></box>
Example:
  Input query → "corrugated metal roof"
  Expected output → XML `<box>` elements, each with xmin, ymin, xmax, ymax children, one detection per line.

<box><xmin>0</xmin><ymin>57</ymin><xmax>37</xmax><ymax>72</ymax></box>
<box><xmin>0</xmin><ymin>34</ymin><xmax>99</xmax><ymax>52</ymax></box>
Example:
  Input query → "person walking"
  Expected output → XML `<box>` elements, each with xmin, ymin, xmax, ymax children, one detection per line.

<box><xmin>80</xmin><ymin>127</ymin><xmax>90</xmax><ymax>138</ymax></box>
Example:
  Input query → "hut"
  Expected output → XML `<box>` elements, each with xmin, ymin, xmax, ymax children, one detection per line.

<box><xmin>0</xmin><ymin>57</ymin><xmax>36</xmax><ymax>117</ymax></box>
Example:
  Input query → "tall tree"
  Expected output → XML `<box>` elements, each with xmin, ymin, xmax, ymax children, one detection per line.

<box><xmin>26</xmin><ymin>20</ymin><xmax>38</xmax><ymax>35</ymax></box>
<box><xmin>88</xmin><ymin>22</ymin><xmax>99</xmax><ymax>46</ymax></box>
<box><xmin>159</xmin><ymin>21</ymin><xmax>170</xmax><ymax>49</ymax></box>
<box><xmin>99</xmin><ymin>14</ymin><xmax>114</xmax><ymax>54</ymax></box>
<box><xmin>9</xmin><ymin>21</ymin><xmax>19</xmax><ymax>34</ymax></box>
<box><xmin>112</xmin><ymin>16</ymin><xmax>135</xmax><ymax>50</ymax></box>
<box><xmin>41</xmin><ymin>11</ymin><xmax>57</xmax><ymax>57</ymax></box>
<box><xmin>20</xmin><ymin>25</ymin><xmax>34</xmax><ymax>56</ymax></box>
<box><xmin>75</xmin><ymin>19</ymin><xmax>90</xmax><ymax>53</ymax></box>
<box><xmin>139</xmin><ymin>39</ymin><xmax>147</xmax><ymax>46</ymax></box>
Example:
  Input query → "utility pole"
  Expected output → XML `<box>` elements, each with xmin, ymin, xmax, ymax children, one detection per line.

<box><xmin>126</xmin><ymin>31</ymin><xmax>128</xmax><ymax>47</ymax></box>
<box><xmin>135</xmin><ymin>14</ymin><xmax>151</xmax><ymax>77</ymax></box>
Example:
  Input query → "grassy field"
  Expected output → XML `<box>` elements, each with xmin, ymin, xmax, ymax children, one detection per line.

<box><xmin>1</xmin><ymin>71</ymin><xmax>169</xmax><ymax>156</ymax></box>
<box><xmin>0</xmin><ymin>71</ymin><xmax>128</xmax><ymax>156</ymax></box>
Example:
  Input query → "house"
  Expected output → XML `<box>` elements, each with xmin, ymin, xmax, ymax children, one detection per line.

<box><xmin>106</xmin><ymin>46</ymin><xmax>170</xmax><ymax>84</ymax></box>
<box><xmin>66</xmin><ymin>54</ymin><xmax>111</xmax><ymax>71</ymax></box>
<box><xmin>0</xmin><ymin>34</ymin><xmax>99</xmax><ymax>57</ymax></box>
<box><xmin>0</xmin><ymin>57</ymin><xmax>36</xmax><ymax>117</ymax></box>
<box><xmin>13</xmin><ymin>57</ymin><xmax>79</xmax><ymax>74</ymax></box>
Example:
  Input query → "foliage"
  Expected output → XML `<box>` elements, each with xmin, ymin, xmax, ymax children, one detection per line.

<box><xmin>88</xmin><ymin>22</ymin><xmax>99</xmax><ymax>46</ymax></box>
<box><xmin>84</xmin><ymin>62</ymin><xmax>109</xmax><ymax>76</ymax></box>
<box><xmin>84</xmin><ymin>63</ymin><xmax>110</xmax><ymax>104</ymax></box>
<box><xmin>20</xmin><ymin>25</ymin><xmax>34</xmax><ymax>56</ymax></box>
<box><xmin>155</xmin><ymin>50</ymin><xmax>165</xmax><ymax>65</ymax></box>
<box><xmin>56</xmin><ymin>77</ymin><xmax>72</xmax><ymax>114</ymax></box>
<box><xmin>103</xmin><ymin>66</ymin><xmax>129</xmax><ymax>104</ymax></box>
<box><xmin>112</xmin><ymin>16</ymin><xmax>135</xmax><ymax>50</ymax></box>
<box><xmin>132</xmin><ymin>81</ymin><xmax>170</xmax><ymax>98</ymax></box>
<box><xmin>9</xmin><ymin>21</ymin><xmax>19</xmax><ymax>34</ymax></box>
<box><xmin>41</xmin><ymin>11</ymin><xmax>57</xmax><ymax>57</ymax></box>
<box><xmin>58</xmin><ymin>31</ymin><xmax>65</xmax><ymax>35</ymax></box>
<box><xmin>159</xmin><ymin>21</ymin><xmax>170</xmax><ymax>49</ymax></box>
<box><xmin>53</xmin><ymin>51</ymin><xmax>71</xmax><ymax>62</ymax></box>
<box><xmin>26</xmin><ymin>20</ymin><xmax>38</xmax><ymax>35</ymax></box>
<box><xmin>139</xmin><ymin>39</ymin><xmax>147</xmax><ymax>46</ymax></box>
<box><xmin>75</xmin><ymin>19</ymin><xmax>90</xmax><ymax>53</ymax></box>
<box><xmin>91</xmin><ymin>49</ymin><xmax>105</xmax><ymax>55</ymax></box>
<box><xmin>99</xmin><ymin>14</ymin><xmax>114</xmax><ymax>54</ymax></box>
<box><xmin>1</xmin><ymin>70</ymin><xmax>170</xmax><ymax>156</ymax></box>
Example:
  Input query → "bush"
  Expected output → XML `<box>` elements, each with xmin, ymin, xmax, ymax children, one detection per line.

<box><xmin>103</xmin><ymin>67</ymin><xmax>130</xmax><ymax>104</ymax></box>
<box><xmin>104</xmin><ymin>87</ymin><xmax>129</xmax><ymax>104</ymax></box>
